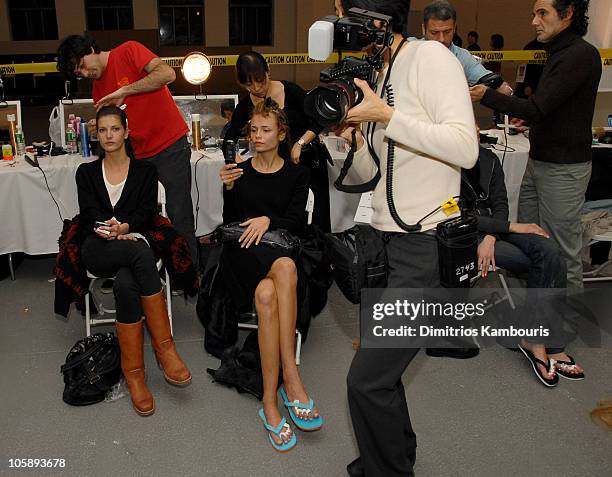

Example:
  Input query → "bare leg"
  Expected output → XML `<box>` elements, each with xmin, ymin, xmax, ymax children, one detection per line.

<box><xmin>255</xmin><ymin>278</ymin><xmax>292</xmax><ymax>445</ymax></box>
<box><xmin>267</xmin><ymin>257</ymin><xmax>319</xmax><ymax>420</ymax></box>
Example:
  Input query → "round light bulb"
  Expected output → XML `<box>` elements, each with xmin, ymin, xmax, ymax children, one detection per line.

<box><xmin>181</xmin><ymin>52</ymin><xmax>212</xmax><ymax>85</ymax></box>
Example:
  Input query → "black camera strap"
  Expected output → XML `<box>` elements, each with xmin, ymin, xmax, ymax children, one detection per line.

<box><xmin>333</xmin><ymin>38</ymin><xmax>407</xmax><ymax>194</ymax></box>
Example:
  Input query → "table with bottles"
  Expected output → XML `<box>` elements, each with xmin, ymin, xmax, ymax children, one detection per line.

<box><xmin>0</xmin><ymin>147</ymin><xmax>358</xmax><ymax>256</ymax></box>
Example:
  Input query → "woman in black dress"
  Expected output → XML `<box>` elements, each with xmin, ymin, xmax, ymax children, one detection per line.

<box><xmin>219</xmin><ymin>99</ymin><xmax>323</xmax><ymax>452</ymax></box>
<box><xmin>77</xmin><ymin>106</ymin><xmax>191</xmax><ymax>416</ymax></box>
<box><xmin>222</xmin><ymin>51</ymin><xmax>331</xmax><ymax>232</ymax></box>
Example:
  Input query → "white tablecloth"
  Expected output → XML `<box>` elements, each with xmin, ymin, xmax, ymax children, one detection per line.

<box><xmin>0</xmin><ymin>150</ymin><xmax>355</xmax><ymax>255</ymax></box>
<box><xmin>480</xmin><ymin>130</ymin><xmax>531</xmax><ymax>222</ymax></box>
<box><xmin>0</xmin><ymin>154</ymin><xmax>93</xmax><ymax>256</ymax></box>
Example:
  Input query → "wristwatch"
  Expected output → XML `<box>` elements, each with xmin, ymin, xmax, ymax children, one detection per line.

<box><xmin>297</xmin><ymin>137</ymin><xmax>306</xmax><ymax>147</ymax></box>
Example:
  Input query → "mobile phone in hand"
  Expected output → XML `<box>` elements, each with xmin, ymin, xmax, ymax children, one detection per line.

<box><xmin>224</xmin><ymin>140</ymin><xmax>236</xmax><ymax>164</ymax></box>
<box><xmin>94</xmin><ymin>221</ymin><xmax>111</xmax><ymax>235</ymax></box>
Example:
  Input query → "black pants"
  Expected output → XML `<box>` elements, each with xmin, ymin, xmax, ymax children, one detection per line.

<box><xmin>301</xmin><ymin>142</ymin><xmax>331</xmax><ymax>232</ymax></box>
<box><xmin>347</xmin><ymin>231</ymin><xmax>440</xmax><ymax>477</ymax></box>
<box><xmin>494</xmin><ymin>232</ymin><xmax>567</xmax><ymax>289</ymax></box>
<box><xmin>81</xmin><ymin>236</ymin><xmax>161</xmax><ymax>323</ymax></box>
<box><xmin>143</xmin><ymin>136</ymin><xmax>197</xmax><ymax>261</ymax></box>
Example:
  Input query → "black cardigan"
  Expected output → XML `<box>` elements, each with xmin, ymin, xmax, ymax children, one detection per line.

<box><xmin>75</xmin><ymin>158</ymin><xmax>158</xmax><ymax>235</ymax></box>
<box><xmin>481</xmin><ymin>28</ymin><xmax>601</xmax><ymax>165</ymax></box>
<box><xmin>222</xmin><ymin>80</ymin><xmax>323</xmax><ymax>156</ymax></box>
<box><xmin>462</xmin><ymin>147</ymin><xmax>510</xmax><ymax>235</ymax></box>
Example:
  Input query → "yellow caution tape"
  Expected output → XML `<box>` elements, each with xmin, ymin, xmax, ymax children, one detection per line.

<box><xmin>162</xmin><ymin>51</ymin><xmax>367</xmax><ymax>68</ymax></box>
<box><xmin>473</xmin><ymin>48</ymin><xmax>612</xmax><ymax>65</ymax></box>
<box><xmin>1</xmin><ymin>49</ymin><xmax>610</xmax><ymax>75</ymax></box>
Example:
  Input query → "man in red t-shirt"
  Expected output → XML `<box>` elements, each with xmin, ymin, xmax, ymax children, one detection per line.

<box><xmin>57</xmin><ymin>35</ymin><xmax>196</xmax><ymax>259</ymax></box>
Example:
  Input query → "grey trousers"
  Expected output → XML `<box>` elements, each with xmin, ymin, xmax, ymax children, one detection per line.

<box><xmin>518</xmin><ymin>158</ymin><xmax>591</xmax><ymax>290</ymax></box>
<box><xmin>143</xmin><ymin>136</ymin><xmax>197</xmax><ymax>261</ymax></box>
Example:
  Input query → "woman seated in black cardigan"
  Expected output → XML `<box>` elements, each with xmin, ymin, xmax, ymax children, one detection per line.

<box><xmin>76</xmin><ymin>106</ymin><xmax>191</xmax><ymax>417</ymax></box>
<box><xmin>222</xmin><ymin>51</ymin><xmax>331</xmax><ymax>232</ymax></box>
<box><xmin>219</xmin><ymin>99</ymin><xmax>323</xmax><ymax>452</ymax></box>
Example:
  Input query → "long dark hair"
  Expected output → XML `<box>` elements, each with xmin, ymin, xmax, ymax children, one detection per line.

<box><xmin>250</xmin><ymin>98</ymin><xmax>292</xmax><ymax>161</ymax></box>
<box><xmin>553</xmin><ymin>0</ymin><xmax>590</xmax><ymax>37</ymax></box>
<box><xmin>95</xmin><ymin>106</ymin><xmax>136</xmax><ymax>161</ymax></box>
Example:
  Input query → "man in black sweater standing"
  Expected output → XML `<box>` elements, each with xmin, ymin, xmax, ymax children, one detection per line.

<box><xmin>470</xmin><ymin>0</ymin><xmax>601</xmax><ymax>291</ymax></box>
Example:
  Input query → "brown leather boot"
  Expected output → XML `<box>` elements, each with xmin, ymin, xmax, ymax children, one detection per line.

<box><xmin>142</xmin><ymin>291</ymin><xmax>192</xmax><ymax>386</ymax></box>
<box><xmin>115</xmin><ymin>320</ymin><xmax>155</xmax><ymax>416</ymax></box>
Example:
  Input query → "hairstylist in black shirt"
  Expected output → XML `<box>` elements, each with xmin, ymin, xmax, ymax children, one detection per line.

<box><xmin>471</xmin><ymin>0</ymin><xmax>601</xmax><ymax>294</ymax></box>
<box><xmin>222</xmin><ymin>51</ymin><xmax>331</xmax><ymax>232</ymax></box>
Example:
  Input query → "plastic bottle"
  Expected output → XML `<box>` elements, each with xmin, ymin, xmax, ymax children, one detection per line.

<box><xmin>14</xmin><ymin>125</ymin><xmax>26</xmax><ymax>156</ymax></box>
<box><xmin>608</xmin><ymin>114</ymin><xmax>612</xmax><ymax>128</ymax></box>
<box><xmin>7</xmin><ymin>114</ymin><xmax>17</xmax><ymax>157</ymax></box>
<box><xmin>66</xmin><ymin>124</ymin><xmax>77</xmax><ymax>154</ymax></box>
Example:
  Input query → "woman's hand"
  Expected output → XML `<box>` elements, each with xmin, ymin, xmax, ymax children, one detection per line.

<box><xmin>478</xmin><ymin>235</ymin><xmax>497</xmax><ymax>277</ymax></box>
<box><xmin>290</xmin><ymin>143</ymin><xmax>303</xmax><ymax>164</ymax></box>
<box><xmin>345</xmin><ymin>78</ymin><xmax>394</xmax><ymax>125</ymax></box>
<box><xmin>105</xmin><ymin>218</ymin><xmax>130</xmax><ymax>240</ymax></box>
<box><xmin>239</xmin><ymin>216</ymin><xmax>271</xmax><ymax>248</ymax></box>
<box><xmin>509</xmin><ymin>222</ymin><xmax>549</xmax><ymax>238</ymax></box>
<box><xmin>469</xmin><ymin>84</ymin><xmax>488</xmax><ymax>103</ymax></box>
<box><xmin>220</xmin><ymin>163</ymin><xmax>243</xmax><ymax>190</ymax></box>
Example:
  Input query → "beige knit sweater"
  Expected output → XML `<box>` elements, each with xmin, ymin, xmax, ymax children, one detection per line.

<box><xmin>349</xmin><ymin>40</ymin><xmax>479</xmax><ymax>232</ymax></box>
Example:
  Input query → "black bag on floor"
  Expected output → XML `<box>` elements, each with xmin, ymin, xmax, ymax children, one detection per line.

<box><xmin>325</xmin><ymin>225</ymin><xmax>388</xmax><ymax>304</ymax></box>
<box><xmin>60</xmin><ymin>332</ymin><xmax>121</xmax><ymax>406</ymax></box>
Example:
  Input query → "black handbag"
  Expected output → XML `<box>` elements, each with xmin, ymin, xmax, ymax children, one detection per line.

<box><xmin>214</xmin><ymin>222</ymin><xmax>301</xmax><ymax>254</ymax></box>
<box><xmin>60</xmin><ymin>332</ymin><xmax>121</xmax><ymax>406</ymax></box>
<box><xmin>325</xmin><ymin>225</ymin><xmax>388</xmax><ymax>304</ymax></box>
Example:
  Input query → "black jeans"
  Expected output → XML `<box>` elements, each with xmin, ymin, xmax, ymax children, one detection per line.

<box><xmin>143</xmin><ymin>136</ymin><xmax>197</xmax><ymax>261</ymax></box>
<box><xmin>494</xmin><ymin>232</ymin><xmax>567</xmax><ymax>288</ymax></box>
<box><xmin>81</xmin><ymin>236</ymin><xmax>161</xmax><ymax>323</ymax></box>
<box><xmin>347</xmin><ymin>231</ymin><xmax>439</xmax><ymax>477</ymax></box>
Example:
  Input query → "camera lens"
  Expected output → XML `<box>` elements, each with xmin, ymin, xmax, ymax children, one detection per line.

<box><xmin>305</xmin><ymin>80</ymin><xmax>359</xmax><ymax>128</ymax></box>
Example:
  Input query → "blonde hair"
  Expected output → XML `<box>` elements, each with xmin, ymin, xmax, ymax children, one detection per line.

<box><xmin>249</xmin><ymin>98</ymin><xmax>292</xmax><ymax>160</ymax></box>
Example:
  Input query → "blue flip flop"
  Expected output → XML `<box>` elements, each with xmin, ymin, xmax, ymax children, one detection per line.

<box><xmin>280</xmin><ymin>387</ymin><xmax>323</xmax><ymax>432</ymax></box>
<box><xmin>258</xmin><ymin>408</ymin><xmax>297</xmax><ymax>452</ymax></box>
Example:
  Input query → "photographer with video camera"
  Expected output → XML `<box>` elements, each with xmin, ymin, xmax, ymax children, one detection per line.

<box><xmin>316</xmin><ymin>1</ymin><xmax>478</xmax><ymax>475</ymax></box>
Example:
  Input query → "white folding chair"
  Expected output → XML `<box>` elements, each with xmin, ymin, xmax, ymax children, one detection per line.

<box><xmin>85</xmin><ymin>182</ymin><xmax>173</xmax><ymax>336</ymax></box>
<box><xmin>237</xmin><ymin>189</ymin><xmax>315</xmax><ymax>366</ymax></box>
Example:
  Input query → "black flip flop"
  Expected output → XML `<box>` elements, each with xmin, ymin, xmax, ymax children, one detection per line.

<box><xmin>518</xmin><ymin>345</ymin><xmax>558</xmax><ymax>387</ymax></box>
<box><xmin>554</xmin><ymin>355</ymin><xmax>585</xmax><ymax>381</ymax></box>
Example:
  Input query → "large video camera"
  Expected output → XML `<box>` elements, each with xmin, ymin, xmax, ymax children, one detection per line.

<box><xmin>304</xmin><ymin>8</ymin><xmax>394</xmax><ymax>129</ymax></box>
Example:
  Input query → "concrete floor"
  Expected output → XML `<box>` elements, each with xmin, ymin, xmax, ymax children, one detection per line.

<box><xmin>1</xmin><ymin>256</ymin><xmax>610</xmax><ymax>477</ymax></box>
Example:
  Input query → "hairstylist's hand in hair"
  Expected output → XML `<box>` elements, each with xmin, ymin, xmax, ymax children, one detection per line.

<box><xmin>87</xmin><ymin>119</ymin><xmax>97</xmax><ymax>139</ymax></box>
<box><xmin>219</xmin><ymin>163</ymin><xmax>243</xmax><ymax>190</ymax></box>
<box><xmin>345</xmin><ymin>78</ymin><xmax>394</xmax><ymax>125</ymax></box>
<box><xmin>95</xmin><ymin>87</ymin><xmax>126</xmax><ymax>111</ymax></box>
<box><xmin>239</xmin><ymin>216</ymin><xmax>270</xmax><ymax>248</ymax></box>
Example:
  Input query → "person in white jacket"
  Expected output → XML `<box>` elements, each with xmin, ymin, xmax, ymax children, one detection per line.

<box><xmin>335</xmin><ymin>1</ymin><xmax>478</xmax><ymax>476</ymax></box>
